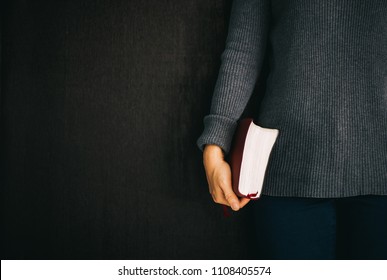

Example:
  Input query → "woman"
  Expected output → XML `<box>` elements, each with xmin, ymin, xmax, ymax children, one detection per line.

<box><xmin>197</xmin><ymin>0</ymin><xmax>387</xmax><ymax>259</ymax></box>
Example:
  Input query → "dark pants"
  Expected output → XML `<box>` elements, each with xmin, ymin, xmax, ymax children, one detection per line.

<box><xmin>251</xmin><ymin>195</ymin><xmax>387</xmax><ymax>259</ymax></box>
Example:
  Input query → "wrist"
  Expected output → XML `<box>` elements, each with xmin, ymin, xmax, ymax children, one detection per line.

<box><xmin>203</xmin><ymin>144</ymin><xmax>225</xmax><ymax>160</ymax></box>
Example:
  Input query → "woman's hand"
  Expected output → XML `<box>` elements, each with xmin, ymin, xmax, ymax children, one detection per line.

<box><xmin>203</xmin><ymin>144</ymin><xmax>250</xmax><ymax>211</ymax></box>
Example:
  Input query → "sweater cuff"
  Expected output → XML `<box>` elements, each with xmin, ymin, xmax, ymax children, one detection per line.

<box><xmin>196</xmin><ymin>114</ymin><xmax>238</xmax><ymax>155</ymax></box>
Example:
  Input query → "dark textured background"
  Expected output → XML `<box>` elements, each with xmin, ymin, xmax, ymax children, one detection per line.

<box><xmin>1</xmin><ymin>0</ymin><xmax>268</xmax><ymax>259</ymax></box>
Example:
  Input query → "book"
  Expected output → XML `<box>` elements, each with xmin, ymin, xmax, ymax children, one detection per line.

<box><xmin>226</xmin><ymin>118</ymin><xmax>279</xmax><ymax>199</ymax></box>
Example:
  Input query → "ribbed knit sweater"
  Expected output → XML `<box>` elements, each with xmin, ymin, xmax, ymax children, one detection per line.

<box><xmin>196</xmin><ymin>0</ymin><xmax>387</xmax><ymax>198</ymax></box>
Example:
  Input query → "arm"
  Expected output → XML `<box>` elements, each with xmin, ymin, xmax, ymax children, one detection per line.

<box><xmin>197</xmin><ymin>0</ymin><xmax>271</xmax><ymax>155</ymax></box>
<box><xmin>197</xmin><ymin>0</ymin><xmax>271</xmax><ymax>210</ymax></box>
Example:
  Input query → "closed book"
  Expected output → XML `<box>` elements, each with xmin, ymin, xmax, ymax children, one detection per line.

<box><xmin>226</xmin><ymin>118</ymin><xmax>279</xmax><ymax>199</ymax></box>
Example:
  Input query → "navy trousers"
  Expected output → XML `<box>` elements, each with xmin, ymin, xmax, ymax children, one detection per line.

<box><xmin>251</xmin><ymin>195</ymin><xmax>387</xmax><ymax>259</ymax></box>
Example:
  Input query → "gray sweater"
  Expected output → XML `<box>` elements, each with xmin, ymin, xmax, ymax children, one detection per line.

<box><xmin>196</xmin><ymin>0</ymin><xmax>387</xmax><ymax>198</ymax></box>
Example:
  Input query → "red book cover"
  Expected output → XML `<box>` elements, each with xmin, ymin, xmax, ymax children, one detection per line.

<box><xmin>226</xmin><ymin>118</ymin><xmax>255</xmax><ymax>198</ymax></box>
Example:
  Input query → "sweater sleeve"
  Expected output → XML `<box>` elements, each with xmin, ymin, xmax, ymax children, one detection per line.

<box><xmin>196</xmin><ymin>0</ymin><xmax>271</xmax><ymax>155</ymax></box>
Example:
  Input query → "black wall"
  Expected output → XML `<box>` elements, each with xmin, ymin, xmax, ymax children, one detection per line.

<box><xmin>1</xmin><ymin>0</ymin><xmax>267</xmax><ymax>259</ymax></box>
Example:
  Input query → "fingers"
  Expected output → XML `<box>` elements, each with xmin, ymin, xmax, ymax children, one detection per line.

<box><xmin>210</xmin><ymin>188</ymin><xmax>251</xmax><ymax>211</ymax></box>
<box><xmin>222</xmin><ymin>187</ymin><xmax>240</xmax><ymax>211</ymax></box>
<box><xmin>209</xmin><ymin>162</ymin><xmax>240</xmax><ymax>211</ymax></box>
<box><xmin>210</xmin><ymin>191</ymin><xmax>230</xmax><ymax>207</ymax></box>
<box><xmin>239</xmin><ymin>197</ymin><xmax>251</xmax><ymax>209</ymax></box>
<box><xmin>209</xmin><ymin>179</ymin><xmax>232</xmax><ymax>207</ymax></box>
<box><xmin>210</xmin><ymin>172</ymin><xmax>240</xmax><ymax>211</ymax></box>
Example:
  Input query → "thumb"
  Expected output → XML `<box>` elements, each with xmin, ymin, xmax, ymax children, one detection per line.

<box><xmin>223</xmin><ymin>188</ymin><xmax>240</xmax><ymax>211</ymax></box>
